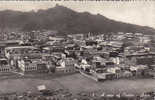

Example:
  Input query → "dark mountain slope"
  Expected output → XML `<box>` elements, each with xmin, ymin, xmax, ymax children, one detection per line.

<box><xmin>0</xmin><ymin>5</ymin><xmax>155</xmax><ymax>35</ymax></box>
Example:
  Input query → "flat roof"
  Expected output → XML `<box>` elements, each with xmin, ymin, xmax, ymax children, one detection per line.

<box><xmin>0</xmin><ymin>40</ymin><xmax>22</xmax><ymax>44</ymax></box>
<box><xmin>5</xmin><ymin>46</ymin><xmax>37</xmax><ymax>50</ymax></box>
<box><xmin>0</xmin><ymin>44</ymin><xmax>6</xmax><ymax>47</ymax></box>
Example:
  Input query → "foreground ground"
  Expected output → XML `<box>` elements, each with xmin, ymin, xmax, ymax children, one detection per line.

<box><xmin>0</xmin><ymin>73</ymin><xmax>155</xmax><ymax>95</ymax></box>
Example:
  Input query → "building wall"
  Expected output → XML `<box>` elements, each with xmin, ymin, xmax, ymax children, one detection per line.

<box><xmin>18</xmin><ymin>60</ymin><xmax>25</xmax><ymax>72</ymax></box>
<box><xmin>25</xmin><ymin>64</ymin><xmax>37</xmax><ymax>72</ymax></box>
<box><xmin>0</xmin><ymin>66</ymin><xmax>11</xmax><ymax>73</ymax></box>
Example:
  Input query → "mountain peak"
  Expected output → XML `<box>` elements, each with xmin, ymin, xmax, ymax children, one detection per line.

<box><xmin>0</xmin><ymin>6</ymin><xmax>155</xmax><ymax>35</ymax></box>
<box><xmin>55</xmin><ymin>4</ymin><xmax>66</xmax><ymax>9</ymax></box>
<box><xmin>54</xmin><ymin>4</ymin><xmax>74</xmax><ymax>12</ymax></box>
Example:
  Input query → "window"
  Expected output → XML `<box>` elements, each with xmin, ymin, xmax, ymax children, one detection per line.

<box><xmin>0</xmin><ymin>60</ymin><xmax>8</xmax><ymax>65</ymax></box>
<box><xmin>96</xmin><ymin>69</ymin><xmax>104</xmax><ymax>73</ymax></box>
<box><xmin>26</xmin><ymin>67</ymin><xmax>28</xmax><ymax>70</ymax></box>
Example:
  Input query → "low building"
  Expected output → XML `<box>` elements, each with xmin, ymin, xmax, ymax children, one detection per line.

<box><xmin>18</xmin><ymin>57</ymin><xmax>49</xmax><ymax>73</ymax></box>
<box><xmin>5</xmin><ymin>46</ymin><xmax>38</xmax><ymax>59</ymax></box>
<box><xmin>56</xmin><ymin>58</ymin><xmax>77</xmax><ymax>73</ymax></box>
<box><xmin>0</xmin><ymin>40</ymin><xmax>23</xmax><ymax>46</ymax></box>
<box><xmin>0</xmin><ymin>58</ymin><xmax>11</xmax><ymax>73</ymax></box>
<box><xmin>92</xmin><ymin>56</ymin><xmax>106</xmax><ymax>68</ymax></box>
<box><xmin>85</xmin><ymin>40</ymin><xmax>97</xmax><ymax>46</ymax></box>
<box><xmin>120</xmin><ymin>71</ymin><xmax>133</xmax><ymax>78</ymax></box>
<box><xmin>107</xmin><ymin>67</ymin><xmax>121</xmax><ymax>74</ymax></box>
<box><xmin>42</xmin><ymin>45</ymin><xmax>65</xmax><ymax>54</ymax></box>
<box><xmin>129</xmin><ymin>65</ymin><xmax>148</xmax><ymax>77</ymax></box>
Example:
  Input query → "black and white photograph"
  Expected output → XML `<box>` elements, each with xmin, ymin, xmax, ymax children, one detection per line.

<box><xmin>0</xmin><ymin>1</ymin><xmax>155</xmax><ymax>100</ymax></box>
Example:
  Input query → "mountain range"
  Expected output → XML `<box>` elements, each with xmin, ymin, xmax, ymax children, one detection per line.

<box><xmin>0</xmin><ymin>4</ymin><xmax>155</xmax><ymax>35</ymax></box>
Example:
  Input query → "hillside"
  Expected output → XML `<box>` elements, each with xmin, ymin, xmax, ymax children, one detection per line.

<box><xmin>0</xmin><ymin>5</ymin><xmax>155</xmax><ymax>35</ymax></box>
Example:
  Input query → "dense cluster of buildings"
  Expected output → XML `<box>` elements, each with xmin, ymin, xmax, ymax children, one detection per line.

<box><xmin>0</xmin><ymin>30</ymin><xmax>155</xmax><ymax>79</ymax></box>
<box><xmin>1</xmin><ymin>30</ymin><xmax>155</xmax><ymax>99</ymax></box>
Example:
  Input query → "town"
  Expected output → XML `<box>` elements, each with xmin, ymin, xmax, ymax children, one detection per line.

<box><xmin>0</xmin><ymin>30</ymin><xmax>155</xmax><ymax>100</ymax></box>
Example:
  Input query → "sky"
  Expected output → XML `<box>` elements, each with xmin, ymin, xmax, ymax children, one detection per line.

<box><xmin>0</xmin><ymin>1</ymin><xmax>155</xmax><ymax>28</ymax></box>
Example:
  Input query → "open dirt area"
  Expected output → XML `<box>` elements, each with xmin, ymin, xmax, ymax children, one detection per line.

<box><xmin>0</xmin><ymin>73</ymin><xmax>155</xmax><ymax>95</ymax></box>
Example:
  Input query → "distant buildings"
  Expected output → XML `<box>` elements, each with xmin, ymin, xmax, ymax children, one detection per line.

<box><xmin>0</xmin><ymin>30</ymin><xmax>155</xmax><ymax>80</ymax></box>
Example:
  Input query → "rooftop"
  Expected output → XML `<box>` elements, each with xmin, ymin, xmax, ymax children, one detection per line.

<box><xmin>5</xmin><ymin>46</ymin><xmax>37</xmax><ymax>50</ymax></box>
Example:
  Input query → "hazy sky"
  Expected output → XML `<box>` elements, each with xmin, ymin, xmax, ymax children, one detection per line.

<box><xmin>0</xmin><ymin>1</ymin><xmax>155</xmax><ymax>28</ymax></box>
